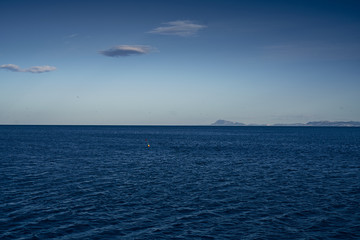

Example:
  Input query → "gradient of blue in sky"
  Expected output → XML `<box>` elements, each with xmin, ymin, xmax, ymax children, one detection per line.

<box><xmin>1</xmin><ymin>0</ymin><xmax>360</xmax><ymax>125</ymax></box>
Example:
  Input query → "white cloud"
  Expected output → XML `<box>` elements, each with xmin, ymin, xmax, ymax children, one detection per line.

<box><xmin>149</xmin><ymin>20</ymin><xmax>206</xmax><ymax>37</ymax></box>
<box><xmin>99</xmin><ymin>45</ymin><xmax>151</xmax><ymax>57</ymax></box>
<box><xmin>0</xmin><ymin>64</ymin><xmax>56</xmax><ymax>73</ymax></box>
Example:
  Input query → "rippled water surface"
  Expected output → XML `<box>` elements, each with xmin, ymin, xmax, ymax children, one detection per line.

<box><xmin>1</xmin><ymin>126</ymin><xmax>360</xmax><ymax>239</ymax></box>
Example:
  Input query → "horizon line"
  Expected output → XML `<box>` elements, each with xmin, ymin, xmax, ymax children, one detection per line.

<box><xmin>1</xmin><ymin>124</ymin><xmax>359</xmax><ymax>127</ymax></box>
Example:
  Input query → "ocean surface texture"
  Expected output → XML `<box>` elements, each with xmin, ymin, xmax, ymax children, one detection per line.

<box><xmin>1</xmin><ymin>126</ymin><xmax>359</xmax><ymax>239</ymax></box>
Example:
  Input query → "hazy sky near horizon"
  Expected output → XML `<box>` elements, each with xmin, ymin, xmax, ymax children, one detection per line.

<box><xmin>1</xmin><ymin>0</ymin><xmax>360</xmax><ymax>125</ymax></box>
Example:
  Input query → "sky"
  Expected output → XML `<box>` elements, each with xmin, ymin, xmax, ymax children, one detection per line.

<box><xmin>1</xmin><ymin>0</ymin><xmax>360</xmax><ymax>125</ymax></box>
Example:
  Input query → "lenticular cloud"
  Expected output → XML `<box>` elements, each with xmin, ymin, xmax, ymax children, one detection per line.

<box><xmin>99</xmin><ymin>45</ymin><xmax>151</xmax><ymax>57</ymax></box>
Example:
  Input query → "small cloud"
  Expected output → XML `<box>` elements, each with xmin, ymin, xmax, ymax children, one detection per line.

<box><xmin>0</xmin><ymin>64</ymin><xmax>56</xmax><ymax>73</ymax></box>
<box><xmin>25</xmin><ymin>66</ymin><xmax>57</xmax><ymax>73</ymax></box>
<box><xmin>149</xmin><ymin>20</ymin><xmax>206</xmax><ymax>37</ymax></box>
<box><xmin>0</xmin><ymin>64</ymin><xmax>21</xmax><ymax>72</ymax></box>
<box><xmin>99</xmin><ymin>45</ymin><xmax>151</xmax><ymax>57</ymax></box>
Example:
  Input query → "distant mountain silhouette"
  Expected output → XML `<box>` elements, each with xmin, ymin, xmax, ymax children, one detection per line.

<box><xmin>212</xmin><ymin>120</ymin><xmax>360</xmax><ymax>127</ymax></box>
<box><xmin>274</xmin><ymin>121</ymin><xmax>360</xmax><ymax>127</ymax></box>
<box><xmin>305</xmin><ymin>121</ymin><xmax>360</xmax><ymax>127</ymax></box>
<box><xmin>211</xmin><ymin>120</ymin><xmax>246</xmax><ymax>126</ymax></box>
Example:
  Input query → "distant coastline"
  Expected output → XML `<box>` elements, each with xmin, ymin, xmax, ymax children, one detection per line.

<box><xmin>211</xmin><ymin>119</ymin><xmax>360</xmax><ymax>127</ymax></box>
<box><xmin>1</xmin><ymin>120</ymin><xmax>360</xmax><ymax>127</ymax></box>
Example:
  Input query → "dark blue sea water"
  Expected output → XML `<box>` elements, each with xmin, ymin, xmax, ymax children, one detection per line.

<box><xmin>1</xmin><ymin>126</ymin><xmax>360</xmax><ymax>239</ymax></box>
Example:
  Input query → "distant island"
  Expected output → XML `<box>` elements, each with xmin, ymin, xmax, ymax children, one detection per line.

<box><xmin>211</xmin><ymin>120</ymin><xmax>246</xmax><ymax>126</ymax></box>
<box><xmin>211</xmin><ymin>120</ymin><xmax>360</xmax><ymax>127</ymax></box>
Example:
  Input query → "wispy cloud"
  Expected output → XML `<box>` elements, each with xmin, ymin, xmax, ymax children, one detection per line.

<box><xmin>262</xmin><ymin>42</ymin><xmax>360</xmax><ymax>61</ymax></box>
<box><xmin>0</xmin><ymin>64</ymin><xmax>56</xmax><ymax>73</ymax></box>
<box><xmin>64</xmin><ymin>33</ymin><xmax>79</xmax><ymax>39</ymax></box>
<box><xmin>99</xmin><ymin>45</ymin><xmax>152</xmax><ymax>57</ymax></box>
<box><xmin>149</xmin><ymin>20</ymin><xmax>206</xmax><ymax>37</ymax></box>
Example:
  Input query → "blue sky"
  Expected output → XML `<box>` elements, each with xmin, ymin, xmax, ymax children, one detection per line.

<box><xmin>1</xmin><ymin>0</ymin><xmax>360</xmax><ymax>125</ymax></box>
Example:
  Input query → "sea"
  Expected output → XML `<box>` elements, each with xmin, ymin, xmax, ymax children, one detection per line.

<box><xmin>0</xmin><ymin>125</ymin><xmax>359</xmax><ymax>239</ymax></box>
